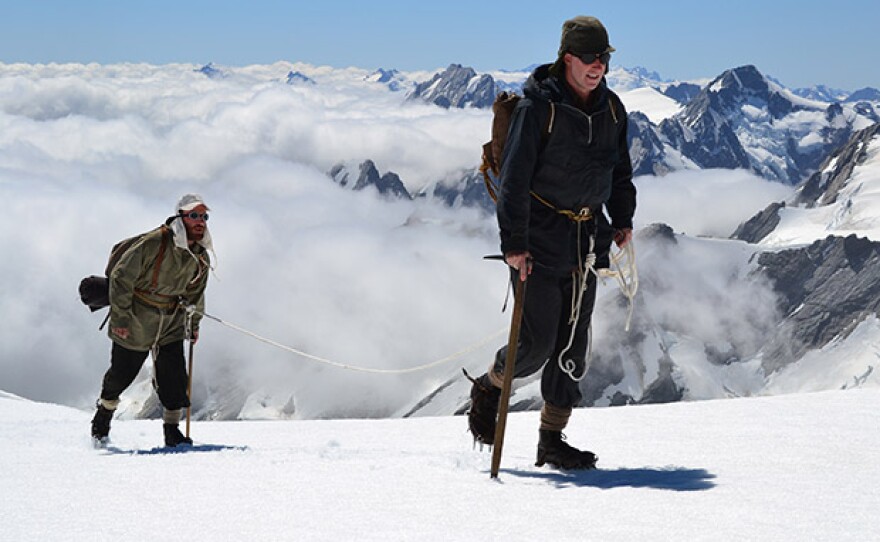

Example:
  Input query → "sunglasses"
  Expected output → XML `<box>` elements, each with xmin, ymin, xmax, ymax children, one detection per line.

<box><xmin>576</xmin><ymin>51</ymin><xmax>611</xmax><ymax>65</ymax></box>
<box><xmin>181</xmin><ymin>211</ymin><xmax>209</xmax><ymax>221</ymax></box>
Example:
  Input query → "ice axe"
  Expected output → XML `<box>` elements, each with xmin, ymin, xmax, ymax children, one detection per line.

<box><xmin>490</xmin><ymin>275</ymin><xmax>527</xmax><ymax>479</ymax></box>
<box><xmin>186</xmin><ymin>339</ymin><xmax>194</xmax><ymax>439</ymax></box>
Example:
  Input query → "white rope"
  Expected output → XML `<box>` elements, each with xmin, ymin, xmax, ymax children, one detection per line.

<box><xmin>557</xmin><ymin>233</ymin><xmax>640</xmax><ymax>382</ymax></box>
<box><xmin>178</xmin><ymin>241</ymin><xmax>638</xmax><ymax>380</ymax></box>
<box><xmin>599</xmin><ymin>241</ymin><xmax>639</xmax><ymax>331</ymax></box>
<box><xmin>556</xmin><ymin>230</ymin><xmax>599</xmax><ymax>382</ymax></box>
<box><xmin>193</xmin><ymin>308</ymin><xmax>506</xmax><ymax>374</ymax></box>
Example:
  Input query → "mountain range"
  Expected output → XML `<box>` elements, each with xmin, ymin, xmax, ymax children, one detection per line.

<box><xmin>327</xmin><ymin>62</ymin><xmax>880</xmax><ymax>419</ymax></box>
<box><xmin>15</xmin><ymin>63</ymin><xmax>880</xmax><ymax>419</ymax></box>
<box><xmin>354</xmin><ymin>62</ymin><xmax>878</xmax><ymax>194</ymax></box>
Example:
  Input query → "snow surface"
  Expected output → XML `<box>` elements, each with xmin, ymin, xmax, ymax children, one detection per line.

<box><xmin>3</xmin><ymin>388</ymin><xmax>877</xmax><ymax>541</ymax></box>
<box><xmin>618</xmin><ymin>86</ymin><xmax>683</xmax><ymax>123</ymax></box>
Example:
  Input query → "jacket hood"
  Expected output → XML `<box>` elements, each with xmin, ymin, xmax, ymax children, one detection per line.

<box><xmin>168</xmin><ymin>206</ymin><xmax>215</xmax><ymax>269</ymax></box>
<box><xmin>523</xmin><ymin>63</ymin><xmax>610</xmax><ymax>113</ymax></box>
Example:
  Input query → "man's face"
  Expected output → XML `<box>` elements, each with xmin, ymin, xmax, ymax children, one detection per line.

<box><xmin>181</xmin><ymin>204</ymin><xmax>208</xmax><ymax>242</ymax></box>
<box><xmin>564</xmin><ymin>52</ymin><xmax>606</xmax><ymax>99</ymax></box>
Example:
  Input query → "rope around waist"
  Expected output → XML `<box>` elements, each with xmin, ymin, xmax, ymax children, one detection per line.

<box><xmin>134</xmin><ymin>289</ymin><xmax>183</xmax><ymax>313</ymax></box>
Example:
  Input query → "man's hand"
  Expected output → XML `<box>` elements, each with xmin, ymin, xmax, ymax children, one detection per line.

<box><xmin>505</xmin><ymin>251</ymin><xmax>533</xmax><ymax>282</ymax></box>
<box><xmin>111</xmin><ymin>327</ymin><xmax>129</xmax><ymax>340</ymax></box>
<box><xmin>190</xmin><ymin>329</ymin><xmax>199</xmax><ymax>345</ymax></box>
<box><xmin>613</xmin><ymin>228</ymin><xmax>633</xmax><ymax>248</ymax></box>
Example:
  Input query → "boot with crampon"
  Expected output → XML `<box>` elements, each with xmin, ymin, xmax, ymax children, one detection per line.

<box><xmin>535</xmin><ymin>429</ymin><xmax>597</xmax><ymax>470</ymax></box>
<box><xmin>91</xmin><ymin>403</ymin><xmax>114</xmax><ymax>444</ymax></box>
<box><xmin>464</xmin><ymin>371</ymin><xmax>501</xmax><ymax>446</ymax></box>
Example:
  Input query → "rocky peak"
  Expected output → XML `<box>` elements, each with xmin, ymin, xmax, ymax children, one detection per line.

<box><xmin>407</xmin><ymin>64</ymin><xmax>497</xmax><ymax>109</ymax></box>
<box><xmin>683</xmin><ymin>65</ymin><xmax>797</xmax><ymax>124</ymax></box>
<box><xmin>797</xmin><ymin>123</ymin><xmax>880</xmax><ymax>206</ymax></box>
<box><xmin>365</xmin><ymin>68</ymin><xmax>404</xmax><ymax>91</ymax></box>
<box><xmin>329</xmin><ymin>160</ymin><xmax>412</xmax><ymax>200</ymax></box>
<box><xmin>753</xmin><ymin>234</ymin><xmax>880</xmax><ymax>373</ymax></box>
<box><xmin>195</xmin><ymin>63</ymin><xmax>224</xmax><ymax>79</ymax></box>
<box><xmin>731</xmin><ymin>202</ymin><xmax>785</xmax><ymax>243</ymax></box>
<box><xmin>286</xmin><ymin>71</ymin><xmax>315</xmax><ymax>85</ymax></box>
<box><xmin>845</xmin><ymin>87</ymin><xmax>880</xmax><ymax>102</ymax></box>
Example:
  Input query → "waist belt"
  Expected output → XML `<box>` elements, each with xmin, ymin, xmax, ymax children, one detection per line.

<box><xmin>531</xmin><ymin>192</ymin><xmax>593</xmax><ymax>222</ymax></box>
<box><xmin>134</xmin><ymin>289</ymin><xmax>180</xmax><ymax>313</ymax></box>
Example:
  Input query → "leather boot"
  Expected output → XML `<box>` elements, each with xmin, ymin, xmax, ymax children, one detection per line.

<box><xmin>535</xmin><ymin>429</ymin><xmax>597</xmax><ymax>470</ymax></box>
<box><xmin>163</xmin><ymin>423</ymin><xmax>193</xmax><ymax>447</ymax></box>
<box><xmin>91</xmin><ymin>403</ymin><xmax>114</xmax><ymax>442</ymax></box>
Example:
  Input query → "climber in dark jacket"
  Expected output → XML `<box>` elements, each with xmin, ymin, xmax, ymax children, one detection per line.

<box><xmin>467</xmin><ymin>15</ymin><xmax>636</xmax><ymax>470</ymax></box>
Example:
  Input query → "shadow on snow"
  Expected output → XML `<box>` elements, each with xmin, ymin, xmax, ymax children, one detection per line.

<box><xmin>100</xmin><ymin>443</ymin><xmax>248</xmax><ymax>456</ymax></box>
<box><xmin>502</xmin><ymin>466</ymin><xmax>717</xmax><ymax>491</ymax></box>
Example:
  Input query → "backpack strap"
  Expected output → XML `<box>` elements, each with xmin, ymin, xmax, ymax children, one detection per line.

<box><xmin>481</xmin><ymin>100</ymin><xmax>555</xmax><ymax>203</ymax></box>
<box><xmin>149</xmin><ymin>225</ymin><xmax>170</xmax><ymax>292</ymax></box>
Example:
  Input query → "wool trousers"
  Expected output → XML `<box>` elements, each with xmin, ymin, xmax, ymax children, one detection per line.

<box><xmin>492</xmin><ymin>267</ymin><xmax>597</xmax><ymax>409</ymax></box>
<box><xmin>100</xmin><ymin>340</ymin><xmax>190</xmax><ymax>410</ymax></box>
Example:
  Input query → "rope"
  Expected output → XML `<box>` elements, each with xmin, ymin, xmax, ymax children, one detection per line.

<box><xmin>556</xmin><ymin>229</ymin><xmax>599</xmax><ymax>382</ymax></box>
<box><xmin>188</xmin><ymin>306</ymin><xmax>507</xmax><ymax>375</ymax></box>
<box><xmin>556</xmin><ymin>233</ymin><xmax>640</xmax><ymax>382</ymax></box>
<box><xmin>599</xmin><ymin>241</ymin><xmax>639</xmax><ymax>331</ymax></box>
<box><xmin>171</xmin><ymin>242</ymin><xmax>638</xmax><ymax>380</ymax></box>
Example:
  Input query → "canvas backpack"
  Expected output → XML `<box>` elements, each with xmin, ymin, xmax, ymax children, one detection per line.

<box><xmin>78</xmin><ymin>225</ymin><xmax>171</xmax><ymax>314</ymax></box>
<box><xmin>479</xmin><ymin>91</ymin><xmax>555</xmax><ymax>203</ymax></box>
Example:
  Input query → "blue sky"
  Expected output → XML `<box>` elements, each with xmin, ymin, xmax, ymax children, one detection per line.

<box><xmin>1</xmin><ymin>0</ymin><xmax>877</xmax><ymax>90</ymax></box>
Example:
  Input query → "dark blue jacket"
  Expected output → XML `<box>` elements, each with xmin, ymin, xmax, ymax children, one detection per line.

<box><xmin>497</xmin><ymin>64</ymin><xmax>636</xmax><ymax>272</ymax></box>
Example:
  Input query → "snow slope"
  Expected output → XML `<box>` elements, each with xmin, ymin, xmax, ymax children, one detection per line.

<box><xmin>618</xmin><ymin>86</ymin><xmax>682</xmax><ymax>123</ymax></box>
<box><xmin>762</xmin><ymin>132</ymin><xmax>880</xmax><ymax>248</ymax></box>
<box><xmin>2</xmin><ymin>388</ymin><xmax>877</xmax><ymax>541</ymax></box>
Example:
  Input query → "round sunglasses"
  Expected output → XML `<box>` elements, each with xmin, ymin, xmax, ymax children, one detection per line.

<box><xmin>181</xmin><ymin>211</ymin><xmax>209</xmax><ymax>221</ymax></box>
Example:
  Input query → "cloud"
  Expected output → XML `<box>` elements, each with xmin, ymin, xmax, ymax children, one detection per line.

<box><xmin>0</xmin><ymin>62</ymin><xmax>506</xmax><ymax>415</ymax></box>
<box><xmin>0</xmin><ymin>62</ymin><xmax>488</xmax><ymax>189</ymax></box>
<box><xmin>633</xmin><ymin>169</ymin><xmax>794</xmax><ymax>237</ymax></box>
<box><xmin>0</xmin><ymin>62</ymin><xmax>790</xmax><ymax>417</ymax></box>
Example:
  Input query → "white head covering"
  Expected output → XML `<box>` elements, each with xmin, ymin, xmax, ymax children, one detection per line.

<box><xmin>171</xmin><ymin>193</ymin><xmax>215</xmax><ymax>263</ymax></box>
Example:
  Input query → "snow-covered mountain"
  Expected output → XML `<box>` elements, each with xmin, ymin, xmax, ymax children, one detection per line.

<box><xmin>403</xmin><ymin>121</ymin><xmax>880</xmax><ymax>419</ymax></box>
<box><xmin>364</xmin><ymin>67</ymin><xmax>407</xmax><ymax>91</ymax></box>
<box><xmin>406</xmin><ymin>64</ymin><xmax>497</xmax><ymax>108</ymax></box>
<box><xmin>659</xmin><ymin>65</ymin><xmax>872</xmax><ymax>184</ymax></box>
<box><xmin>329</xmin><ymin>159</ymin><xmax>412</xmax><ymax>200</ymax></box>
<box><xmin>1</xmin><ymin>59</ymin><xmax>878</xmax><ymax>424</ymax></box>
<box><xmin>735</xmin><ymin>125</ymin><xmax>880</xmax><ymax>377</ymax></box>
<box><xmin>404</xmin><ymin>63</ymin><xmax>877</xmax><ymax>190</ymax></box>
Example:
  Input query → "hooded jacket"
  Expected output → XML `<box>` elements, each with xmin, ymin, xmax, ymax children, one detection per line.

<box><xmin>108</xmin><ymin>225</ymin><xmax>210</xmax><ymax>351</ymax></box>
<box><xmin>497</xmin><ymin>63</ymin><xmax>636</xmax><ymax>272</ymax></box>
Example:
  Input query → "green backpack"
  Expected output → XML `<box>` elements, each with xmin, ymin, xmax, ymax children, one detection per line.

<box><xmin>78</xmin><ymin>225</ymin><xmax>171</xmax><ymax>313</ymax></box>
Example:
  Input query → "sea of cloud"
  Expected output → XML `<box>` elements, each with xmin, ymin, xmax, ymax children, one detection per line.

<box><xmin>0</xmin><ymin>62</ymin><xmax>794</xmax><ymax>417</ymax></box>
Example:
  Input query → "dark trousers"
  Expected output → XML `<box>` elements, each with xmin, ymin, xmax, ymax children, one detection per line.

<box><xmin>492</xmin><ymin>268</ymin><xmax>597</xmax><ymax>409</ymax></box>
<box><xmin>100</xmin><ymin>340</ymin><xmax>190</xmax><ymax>410</ymax></box>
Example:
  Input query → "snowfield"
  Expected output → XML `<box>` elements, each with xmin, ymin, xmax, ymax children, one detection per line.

<box><xmin>3</xmin><ymin>388</ymin><xmax>877</xmax><ymax>541</ymax></box>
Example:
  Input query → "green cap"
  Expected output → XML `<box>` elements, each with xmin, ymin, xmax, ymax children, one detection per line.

<box><xmin>558</xmin><ymin>16</ymin><xmax>615</xmax><ymax>56</ymax></box>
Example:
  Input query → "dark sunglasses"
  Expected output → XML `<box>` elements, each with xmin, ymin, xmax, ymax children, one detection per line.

<box><xmin>181</xmin><ymin>211</ymin><xmax>209</xmax><ymax>221</ymax></box>
<box><xmin>576</xmin><ymin>51</ymin><xmax>611</xmax><ymax>65</ymax></box>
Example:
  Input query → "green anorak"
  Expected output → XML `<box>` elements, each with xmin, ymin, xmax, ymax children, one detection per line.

<box><xmin>108</xmin><ymin>226</ymin><xmax>210</xmax><ymax>351</ymax></box>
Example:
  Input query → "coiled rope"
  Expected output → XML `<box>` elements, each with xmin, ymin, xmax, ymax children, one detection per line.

<box><xmin>602</xmin><ymin>241</ymin><xmax>639</xmax><ymax>332</ymax></box>
<box><xmin>556</xmin><ymin>234</ymin><xmax>639</xmax><ymax>382</ymax></box>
